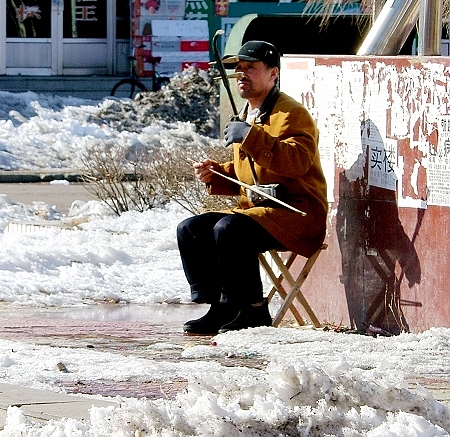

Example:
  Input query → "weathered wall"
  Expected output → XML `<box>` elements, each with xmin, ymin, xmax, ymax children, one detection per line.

<box><xmin>279</xmin><ymin>55</ymin><xmax>450</xmax><ymax>333</ymax></box>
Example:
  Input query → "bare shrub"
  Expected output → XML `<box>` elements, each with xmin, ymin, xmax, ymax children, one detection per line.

<box><xmin>81</xmin><ymin>139</ymin><xmax>236</xmax><ymax>216</ymax></box>
<box><xmin>81</xmin><ymin>141</ymin><xmax>160</xmax><ymax>215</ymax></box>
<box><xmin>150</xmin><ymin>142</ymin><xmax>236</xmax><ymax>215</ymax></box>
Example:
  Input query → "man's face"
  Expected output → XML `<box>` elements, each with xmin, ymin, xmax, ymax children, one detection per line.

<box><xmin>234</xmin><ymin>60</ymin><xmax>278</xmax><ymax>101</ymax></box>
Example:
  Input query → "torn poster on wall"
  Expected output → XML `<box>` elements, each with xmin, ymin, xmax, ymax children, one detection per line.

<box><xmin>280</xmin><ymin>56</ymin><xmax>450</xmax><ymax>210</ymax></box>
<box><xmin>428</xmin><ymin>115</ymin><xmax>450</xmax><ymax>206</ymax></box>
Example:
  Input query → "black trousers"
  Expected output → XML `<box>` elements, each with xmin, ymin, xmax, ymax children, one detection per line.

<box><xmin>177</xmin><ymin>212</ymin><xmax>281</xmax><ymax>306</ymax></box>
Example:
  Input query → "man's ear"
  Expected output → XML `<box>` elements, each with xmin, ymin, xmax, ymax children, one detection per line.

<box><xmin>271</xmin><ymin>67</ymin><xmax>279</xmax><ymax>84</ymax></box>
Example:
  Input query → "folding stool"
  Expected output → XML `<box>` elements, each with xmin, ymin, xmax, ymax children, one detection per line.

<box><xmin>258</xmin><ymin>244</ymin><xmax>328</xmax><ymax>327</ymax></box>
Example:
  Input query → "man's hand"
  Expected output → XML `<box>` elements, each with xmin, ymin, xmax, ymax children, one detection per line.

<box><xmin>193</xmin><ymin>159</ymin><xmax>213</xmax><ymax>184</ymax></box>
<box><xmin>223</xmin><ymin>121</ymin><xmax>251</xmax><ymax>147</ymax></box>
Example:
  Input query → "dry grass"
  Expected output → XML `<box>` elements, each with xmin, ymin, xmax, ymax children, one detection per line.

<box><xmin>304</xmin><ymin>0</ymin><xmax>449</xmax><ymax>29</ymax></box>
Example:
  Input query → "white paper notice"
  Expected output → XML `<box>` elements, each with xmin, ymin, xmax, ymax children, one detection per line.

<box><xmin>427</xmin><ymin>115</ymin><xmax>450</xmax><ymax>206</ymax></box>
<box><xmin>362</xmin><ymin>120</ymin><xmax>398</xmax><ymax>191</ymax></box>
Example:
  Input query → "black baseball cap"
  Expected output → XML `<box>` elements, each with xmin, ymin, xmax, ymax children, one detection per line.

<box><xmin>222</xmin><ymin>41</ymin><xmax>281</xmax><ymax>69</ymax></box>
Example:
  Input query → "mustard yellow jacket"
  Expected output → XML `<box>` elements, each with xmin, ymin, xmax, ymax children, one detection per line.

<box><xmin>208</xmin><ymin>90</ymin><xmax>328</xmax><ymax>257</ymax></box>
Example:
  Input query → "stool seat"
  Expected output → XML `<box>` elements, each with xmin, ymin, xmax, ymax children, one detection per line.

<box><xmin>258</xmin><ymin>244</ymin><xmax>327</xmax><ymax>327</ymax></box>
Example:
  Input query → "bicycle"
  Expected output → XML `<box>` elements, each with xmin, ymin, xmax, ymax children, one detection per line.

<box><xmin>111</xmin><ymin>46</ymin><xmax>170</xmax><ymax>99</ymax></box>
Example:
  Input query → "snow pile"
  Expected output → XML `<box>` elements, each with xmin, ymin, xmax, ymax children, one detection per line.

<box><xmin>0</xmin><ymin>68</ymin><xmax>219</xmax><ymax>171</ymax></box>
<box><xmin>89</xmin><ymin>67</ymin><xmax>220</xmax><ymax>137</ymax></box>
<box><xmin>0</xmin><ymin>328</ymin><xmax>449</xmax><ymax>436</ymax></box>
<box><xmin>90</xmin><ymin>361</ymin><xmax>448</xmax><ymax>437</ymax></box>
<box><xmin>0</xmin><ymin>201</ymin><xmax>191</xmax><ymax>306</ymax></box>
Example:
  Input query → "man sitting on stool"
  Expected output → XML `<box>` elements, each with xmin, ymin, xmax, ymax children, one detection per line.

<box><xmin>177</xmin><ymin>40</ymin><xmax>328</xmax><ymax>335</ymax></box>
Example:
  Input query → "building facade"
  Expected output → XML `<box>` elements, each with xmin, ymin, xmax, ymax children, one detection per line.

<box><xmin>0</xmin><ymin>0</ymin><xmax>133</xmax><ymax>76</ymax></box>
<box><xmin>1</xmin><ymin>0</ymin><xmax>372</xmax><ymax>79</ymax></box>
<box><xmin>0</xmin><ymin>0</ymin><xmax>215</xmax><ymax>77</ymax></box>
<box><xmin>1</xmin><ymin>1</ymin><xmax>445</xmax><ymax>79</ymax></box>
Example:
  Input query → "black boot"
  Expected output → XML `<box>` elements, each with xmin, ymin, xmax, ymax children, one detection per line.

<box><xmin>218</xmin><ymin>299</ymin><xmax>272</xmax><ymax>333</ymax></box>
<box><xmin>183</xmin><ymin>302</ymin><xmax>239</xmax><ymax>335</ymax></box>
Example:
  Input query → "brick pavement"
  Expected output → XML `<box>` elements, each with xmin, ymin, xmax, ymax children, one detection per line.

<box><xmin>0</xmin><ymin>304</ymin><xmax>448</xmax><ymax>406</ymax></box>
<box><xmin>0</xmin><ymin>304</ymin><xmax>265</xmax><ymax>400</ymax></box>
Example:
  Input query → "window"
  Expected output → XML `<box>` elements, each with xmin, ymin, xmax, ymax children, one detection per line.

<box><xmin>116</xmin><ymin>1</ymin><xmax>130</xmax><ymax>39</ymax></box>
<box><xmin>63</xmin><ymin>0</ymin><xmax>107</xmax><ymax>38</ymax></box>
<box><xmin>6</xmin><ymin>0</ymin><xmax>51</xmax><ymax>38</ymax></box>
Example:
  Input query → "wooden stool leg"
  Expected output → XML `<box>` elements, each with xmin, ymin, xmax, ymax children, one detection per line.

<box><xmin>259</xmin><ymin>251</ymin><xmax>297</xmax><ymax>302</ymax></box>
<box><xmin>259</xmin><ymin>252</ymin><xmax>305</xmax><ymax>326</ymax></box>
<box><xmin>272</xmin><ymin>247</ymin><xmax>324</xmax><ymax>328</ymax></box>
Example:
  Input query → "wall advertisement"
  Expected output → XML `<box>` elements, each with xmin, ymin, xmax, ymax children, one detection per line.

<box><xmin>131</xmin><ymin>0</ymin><xmax>212</xmax><ymax>77</ymax></box>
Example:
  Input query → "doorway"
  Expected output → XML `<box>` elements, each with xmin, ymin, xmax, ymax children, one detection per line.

<box><xmin>3</xmin><ymin>0</ymin><xmax>114</xmax><ymax>75</ymax></box>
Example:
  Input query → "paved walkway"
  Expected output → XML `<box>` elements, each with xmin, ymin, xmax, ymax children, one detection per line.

<box><xmin>0</xmin><ymin>303</ymin><xmax>266</xmax><ymax>428</ymax></box>
<box><xmin>0</xmin><ymin>303</ymin><xmax>448</xmax><ymax>429</ymax></box>
<box><xmin>0</xmin><ymin>179</ymin><xmax>268</xmax><ymax>428</ymax></box>
<box><xmin>0</xmin><ymin>383</ymin><xmax>117</xmax><ymax>427</ymax></box>
<box><xmin>0</xmin><ymin>181</ymin><xmax>97</xmax><ymax>215</ymax></box>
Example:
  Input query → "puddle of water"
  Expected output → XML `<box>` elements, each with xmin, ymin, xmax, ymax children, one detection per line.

<box><xmin>0</xmin><ymin>302</ymin><xmax>208</xmax><ymax>324</ymax></box>
<box><xmin>45</xmin><ymin>303</ymin><xmax>208</xmax><ymax>324</ymax></box>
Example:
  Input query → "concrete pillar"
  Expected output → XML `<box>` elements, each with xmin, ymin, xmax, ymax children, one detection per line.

<box><xmin>357</xmin><ymin>0</ymin><xmax>421</xmax><ymax>55</ymax></box>
<box><xmin>418</xmin><ymin>0</ymin><xmax>443</xmax><ymax>55</ymax></box>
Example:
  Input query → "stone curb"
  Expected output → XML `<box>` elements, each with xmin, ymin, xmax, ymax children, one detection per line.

<box><xmin>0</xmin><ymin>171</ymin><xmax>83</xmax><ymax>183</ymax></box>
<box><xmin>0</xmin><ymin>383</ymin><xmax>117</xmax><ymax>428</ymax></box>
